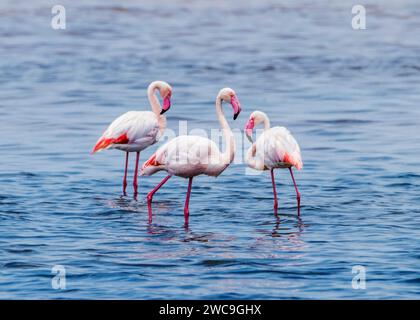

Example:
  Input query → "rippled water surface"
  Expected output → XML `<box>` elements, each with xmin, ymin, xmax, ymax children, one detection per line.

<box><xmin>1</xmin><ymin>0</ymin><xmax>420</xmax><ymax>299</ymax></box>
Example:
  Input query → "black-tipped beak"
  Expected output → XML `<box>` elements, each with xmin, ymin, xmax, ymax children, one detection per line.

<box><xmin>161</xmin><ymin>96</ymin><xmax>171</xmax><ymax>115</ymax></box>
<box><xmin>233</xmin><ymin>110</ymin><xmax>241</xmax><ymax>120</ymax></box>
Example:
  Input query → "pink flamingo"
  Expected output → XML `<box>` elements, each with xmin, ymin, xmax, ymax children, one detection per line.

<box><xmin>141</xmin><ymin>88</ymin><xmax>242</xmax><ymax>225</ymax></box>
<box><xmin>92</xmin><ymin>81</ymin><xmax>173</xmax><ymax>197</ymax></box>
<box><xmin>245</xmin><ymin>111</ymin><xmax>302</xmax><ymax>214</ymax></box>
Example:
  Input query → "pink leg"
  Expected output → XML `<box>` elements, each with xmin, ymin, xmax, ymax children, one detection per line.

<box><xmin>147</xmin><ymin>175</ymin><xmax>172</xmax><ymax>223</ymax></box>
<box><xmin>271</xmin><ymin>169</ymin><xmax>278</xmax><ymax>212</ymax></box>
<box><xmin>289</xmin><ymin>168</ymin><xmax>301</xmax><ymax>215</ymax></box>
<box><xmin>133</xmin><ymin>151</ymin><xmax>140</xmax><ymax>198</ymax></box>
<box><xmin>122</xmin><ymin>152</ymin><xmax>129</xmax><ymax>195</ymax></box>
<box><xmin>184</xmin><ymin>177</ymin><xmax>193</xmax><ymax>226</ymax></box>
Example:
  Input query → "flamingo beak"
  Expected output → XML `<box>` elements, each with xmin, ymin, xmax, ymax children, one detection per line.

<box><xmin>160</xmin><ymin>96</ymin><xmax>171</xmax><ymax>115</ymax></box>
<box><xmin>245</xmin><ymin>118</ymin><xmax>255</xmax><ymax>143</ymax></box>
<box><xmin>231</xmin><ymin>95</ymin><xmax>241</xmax><ymax>120</ymax></box>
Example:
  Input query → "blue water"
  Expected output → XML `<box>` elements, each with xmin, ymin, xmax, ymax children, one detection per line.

<box><xmin>1</xmin><ymin>0</ymin><xmax>420</xmax><ymax>299</ymax></box>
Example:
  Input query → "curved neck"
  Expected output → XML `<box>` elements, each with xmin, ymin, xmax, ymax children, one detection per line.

<box><xmin>246</xmin><ymin>143</ymin><xmax>257</xmax><ymax>169</ymax></box>
<box><xmin>247</xmin><ymin>113</ymin><xmax>270</xmax><ymax>171</ymax></box>
<box><xmin>147</xmin><ymin>81</ymin><xmax>166</xmax><ymax>133</ymax></box>
<box><xmin>260</xmin><ymin>113</ymin><xmax>270</xmax><ymax>130</ymax></box>
<box><xmin>246</xmin><ymin>143</ymin><xmax>264</xmax><ymax>170</ymax></box>
<box><xmin>216</xmin><ymin>97</ymin><xmax>235</xmax><ymax>166</ymax></box>
<box><xmin>147</xmin><ymin>82</ymin><xmax>162</xmax><ymax>115</ymax></box>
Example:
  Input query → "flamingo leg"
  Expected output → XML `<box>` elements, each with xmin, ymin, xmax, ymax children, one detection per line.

<box><xmin>132</xmin><ymin>151</ymin><xmax>140</xmax><ymax>198</ymax></box>
<box><xmin>288</xmin><ymin>167</ymin><xmax>301</xmax><ymax>215</ymax></box>
<box><xmin>147</xmin><ymin>175</ymin><xmax>172</xmax><ymax>223</ymax></box>
<box><xmin>270</xmin><ymin>169</ymin><xmax>278</xmax><ymax>212</ymax></box>
<box><xmin>122</xmin><ymin>152</ymin><xmax>129</xmax><ymax>196</ymax></box>
<box><xmin>184</xmin><ymin>177</ymin><xmax>193</xmax><ymax>226</ymax></box>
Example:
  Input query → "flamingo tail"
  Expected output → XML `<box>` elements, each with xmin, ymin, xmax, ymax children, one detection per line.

<box><xmin>141</xmin><ymin>153</ymin><xmax>163</xmax><ymax>176</ymax></box>
<box><xmin>283</xmin><ymin>153</ymin><xmax>303</xmax><ymax>170</ymax></box>
<box><xmin>92</xmin><ymin>133</ymin><xmax>129</xmax><ymax>154</ymax></box>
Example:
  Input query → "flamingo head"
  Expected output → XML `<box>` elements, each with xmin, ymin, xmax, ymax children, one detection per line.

<box><xmin>245</xmin><ymin>111</ymin><xmax>267</xmax><ymax>143</ymax></box>
<box><xmin>218</xmin><ymin>88</ymin><xmax>241</xmax><ymax>120</ymax></box>
<box><xmin>245</xmin><ymin>115</ymin><xmax>255</xmax><ymax>143</ymax></box>
<box><xmin>159</xmin><ymin>82</ymin><xmax>173</xmax><ymax>115</ymax></box>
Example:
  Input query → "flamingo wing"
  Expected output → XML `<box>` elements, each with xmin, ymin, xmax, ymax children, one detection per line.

<box><xmin>271</xmin><ymin>127</ymin><xmax>302</xmax><ymax>169</ymax></box>
<box><xmin>92</xmin><ymin>111</ymin><xmax>159</xmax><ymax>153</ymax></box>
<box><xmin>141</xmin><ymin>136</ymin><xmax>221</xmax><ymax>177</ymax></box>
<box><xmin>255</xmin><ymin>127</ymin><xmax>302</xmax><ymax>170</ymax></box>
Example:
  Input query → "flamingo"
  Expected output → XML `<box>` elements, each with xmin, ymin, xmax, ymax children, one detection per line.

<box><xmin>92</xmin><ymin>80</ymin><xmax>173</xmax><ymax>197</ymax></box>
<box><xmin>141</xmin><ymin>88</ymin><xmax>242</xmax><ymax>225</ymax></box>
<box><xmin>245</xmin><ymin>110</ymin><xmax>302</xmax><ymax>214</ymax></box>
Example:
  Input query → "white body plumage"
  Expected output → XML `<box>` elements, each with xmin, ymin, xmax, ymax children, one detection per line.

<box><xmin>247</xmin><ymin>126</ymin><xmax>302</xmax><ymax>171</ymax></box>
<box><xmin>99</xmin><ymin>111</ymin><xmax>162</xmax><ymax>152</ymax></box>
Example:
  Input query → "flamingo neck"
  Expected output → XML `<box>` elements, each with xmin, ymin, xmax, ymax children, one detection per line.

<box><xmin>246</xmin><ymin>143</ymin><xmax>257</xmax><ymax>169</ymax></box>
<box><xmin>246</xmin><ymin>143</ymin><xmax>264</xmax><ymax>170</ymax></box>
<box><xmin>246</xmin><ymin>112</ymin><xmax>270</xmax><ymax>170</ymax></box>
<box><xmin>215</xmin><ymin>97</ymin><xmax>235</xmax><ymax>168</ymax></box>
<box><xmin>147</xmin><ymin>81</ymin><xmax>166</xmax><ymax>134</ymax></box>
<box><xmin>259</xmin><ymin>112</ymin><xmax>271</xmax><ymax>131</ymax></box>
